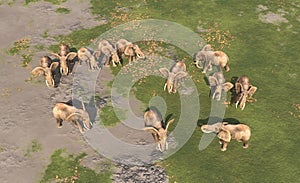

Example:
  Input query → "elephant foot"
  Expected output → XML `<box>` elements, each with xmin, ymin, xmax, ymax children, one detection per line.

<box><xmin>243</xmin><ymin>144</ymin><xmax>249</xmax><ymax>149</ymax></box>
<box><xmin>202</xmin><ymin>71</ymin><xmax>206</xmax><ymax>74</ymax></box>
<box><xmin>104</xmin><ymin>64</ymin><xmax>110</xmax><ymax>68</ymax></box>
<box><xmin>221</xmin><ymin>148</ymin><xmax>227</xmax><ymax>151</ymax></box>
<box><xmin>219</xmin><ymin>140</ymin><xmax>222</xmax><ymax>144</ymax></box>
<box><xmin>57</xmin><ymin>125</ymin><xmax>62</xmax><ymax>129</ymax></box>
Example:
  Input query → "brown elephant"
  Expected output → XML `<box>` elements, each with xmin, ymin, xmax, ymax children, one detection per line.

<box><xmin>235</xmin><ymin>75</ymin><xmax>257</xmax><ymax>110</ymax></box>
<box><xmin>201</xmin><ymin>122</ymin><xmax>251</xmax><ymax>151</ymax></box>
<box><xmin>195</xmin><ymin>44</ymin><xmax>230</xmax><ymax>73</ymax></box>
<box><xmin>116</xmin><ymin>39</ymin><xmax>145</xmax><ymax>65</ymax></box>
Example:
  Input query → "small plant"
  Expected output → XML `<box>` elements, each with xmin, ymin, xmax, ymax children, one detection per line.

<box><xmin>7</xmin><ymin>38</ymin><xmax>30</xmax><ymax>56</ymax></box>
<box><xmin>24</xmin><ymin>0</ymin><xmax>40</xmax><ymax>5</ymax></box>
<box><xmin>45</xmin><ymin>0</ymin><xmax>67</xmax><ymax>5</ymax></box>
<box><xmin>21</xmin><ymin>53</ymin><xmax>33</xmax><ymax>67</ymax></box>
<box><xmin>55</xmin><ymin>7</ymin><xmax>70</xmax><ymax>14</ymax></box>
<box><xmin>25</xmin><ymin>139</ymin><xmax>42</xmax><ymax>157</ymax></box>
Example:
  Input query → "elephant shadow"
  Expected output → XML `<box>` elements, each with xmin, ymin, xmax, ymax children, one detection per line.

<box><xmin>229</xmin><ymin>76</ymin><xmax>239</xmax><ymax>105</ymax></box>
<box><xmin>197</xmin><ymin>117</ymin><xmax>242</xmax><ymax>127</ymax></box>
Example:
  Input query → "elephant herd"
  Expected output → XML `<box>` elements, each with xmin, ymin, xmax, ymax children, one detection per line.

<box><xmin>30</xmin><ymin>39</ymin><xmax>257</xmax><ymax>152</ymax></box>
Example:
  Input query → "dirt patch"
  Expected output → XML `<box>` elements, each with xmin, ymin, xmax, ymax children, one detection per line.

<box><xmin>0</xmin><ymin>1</ymin><xmax>168</xmax><ymax>182</ymax></box>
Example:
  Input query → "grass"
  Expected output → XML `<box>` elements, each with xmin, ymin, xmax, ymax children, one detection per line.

<box><xmin>24</xmin><ymin>0</ymin><xmax>67</xmax><ymax>5</ymax></box>
<box><xmin>25</xmin><ymin>139</ymin><xmax>42</xmax><ymax>157</ymax></box>
<box><xmin>40</xmin><ymin>149</ymin><xmax>112</xmax><ymax>183</ymax></box>
<box><xmin>44</xmin><ymin>0</ymin><xmax>300</xmax><ymax>182</ymax></box>
<box><xmin>99</xmin><ymin>104</ymin><xmax>126</xmax><ymax>127</ymax></box>
<box><xmin>55</xmin><ymin>7</ymin><xmax>70</xmax><ymax>14</ymax></box>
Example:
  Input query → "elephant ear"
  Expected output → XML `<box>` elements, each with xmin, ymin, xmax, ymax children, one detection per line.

<box><xmin>248</xmin><ymin>86</ymin><xmax>257</xmax><ymax>98</ymax></box>
<box><xmin>174</xmin><ymin>71</ymin><xmax>187</xmax><ymax>80</ymax></box>
<box><xmin>124</xmin><ymin>44</ymin><xmax>135</xmax><ymax>56</ymax></box>
<box><xmin>223</xmin><ymin>82</ymin><xmax>234</xmax><ymax>92</ymax></box>
<box><xmin>31</xmin><ymin>67</ymin><xmax>46</xmax><ymax>77</ymax></box>
<box><xmin>50</xmin><ymin>62</ymin><xmax>59</xmax><ymax>72</ymax></box>
<box><xmin>235</xmin><ymin>82</ymin><xmax>243</xmax><ymax>94</ymax></box>
<box><xmin>143</xmin><ymin>127</ymin><xmax>159</xmax><ymax>135</ymax></box>
<box><xmin>66</xmin><ymin>52</ymin><xmax>77</xmax><ymax>61</ymax></box>
<box><xmin>208</xmin><ymin>76</ymin><xmax>218</xmax><ymax>87</ymax></box>
<box><xmin>159</xmin><ymin>68</ymin><xmax>170</xmax><ymax>78</ymax></box>
<box><xmin>217</xmin><ymin>128</ymin><xmax>231</xmax><ymax>142</ymax></box>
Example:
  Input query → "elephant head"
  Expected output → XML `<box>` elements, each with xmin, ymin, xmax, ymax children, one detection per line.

<box><xmin>40</xmin><ymin>56</ymin><xmax>52</xmax><ymax>68</ymax></box>
<box><xmin>31</xmin><ymin>62</ymin><xmax>59</xmax><ymax>87</ymax></box>
<box><xmin>208</xmin><ymin>72</ymin><xmax>233</xmax><ymax>101</ymax></box>
<box><xmin>159</xmin><ymin>68</ymin><xmax>187</xmax><ymax>94</ymax></box>
<box><xmin>51</xmin><ymin>52</ymin><xmax>77</xmax><ymax>75</ymax></box>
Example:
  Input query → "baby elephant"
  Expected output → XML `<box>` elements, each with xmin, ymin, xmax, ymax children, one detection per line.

<box><xmin>52</xmin><ymin>102</ymin><xmax>92</xmax><ymax>133</ymax></box>
<box><xmin>143</xmin><ymin>107</ymin><xmax>174</xmax><ymax>152</ymax></box>
<box><xmin>201</xmin><ymin>122</ymin><xmax>251</xmax><ymax>151</ymax></box>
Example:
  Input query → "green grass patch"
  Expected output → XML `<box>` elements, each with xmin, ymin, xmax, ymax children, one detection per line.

<box><xmin>99</xmin><ymin>104</ymin><xmax>126</xmax><ymax>127</ymax></box>
<box><xmin>40</xmin><ymin>149</ymin><xmax>112</xmax><ymax>183</ymax></box>
<box><xmin>44</xmin><ymin>0</ymin><xmax>67</xmax><ymax>5</ymax></box>
<box><xmin>24</xmin><ymin>0</ymin><xmax>40</xmax><ymax>5</ymax></box>
<box><xmin>25</xmin><ymin>139</ymin><xmax>42</xmax><ymax>157</ymax></box>
<box><xmin>55</xmin><ymin>7</ymin><xmax>70</xmax><ymax>14</ymax></box>
<box><xmin>46</xmin><ymin>0</ymin><xmax>300</xmax><ymax>182</ymax></box>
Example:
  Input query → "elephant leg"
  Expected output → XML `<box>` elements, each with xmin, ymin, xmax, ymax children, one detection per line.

<box><xmin>221</xmin><ymin>141</ymin><xmax>228</xmax><ymax>151</ymax></box>
<box><xmin>104</xmin><ymin>57</ymin><xmax>110</xmax><ymax>67</ymax></box>
<box><xmin>202</xmin><ymin>60</ymin><xmax>210</xmax><ymax>73</ymax></box>
<box><xmin>225</xmin><ymin>64</ymin><xmax>230</xmax><ymax>72</ymax></box>
<box><xmin>243</xmin><ymin>141</ymin><xmax>249</xmax><ymax>149</ymax></box>
<box><xmin>128</xmin><ymin>56</ymin><xmax>132</xmax><ymax>65</ymax></box>
<box><xmin>73</xmin><ymin>120</ymin><xmax>84</xmax><ymax>133</ymax></box>
<box><xmin>56</xmin><ymin>118</ymin><xmax>63</xmax><ymax>128</ymax></box>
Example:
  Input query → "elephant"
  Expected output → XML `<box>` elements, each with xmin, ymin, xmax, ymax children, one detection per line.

<box><xmin>31</xmin><ymin>62</ymin><xmax>59</xmax><ymax>87</ymax></box>
<box><xmin>159</xmin><ymin>60</ymin><xmax>187</xmax><ymax>94</ymax></box>
<box><xmin>98</xmin><ymin>40</ymin><xmax>121</xmax><ymax>67</ymax></box>
<box><xmin>52</xmin><ymin>101</ymin><xmax>92</xmax><ymax>134</ymax></box>
<box><xmin>116</xmin><ymin>38</ymin><xmax>145</xmax><ymax>65</ymax></box>
<box><xmin>194</xmin><ymin>44</ymin><xmax>230</xmax><ymax>73</ymax></box>
<box><xmin>77</xmin><ymin>47</ymin><xmax>100</xmax><ymax>71</ymax></box>
<box><xmin>201</xmin><ymin>122</ymin><xmax>251</xmax><ymax>151</ymax></box>
<box><xmin>208</xmin><ymin>72</ymin><xmax>233</xmax><ymax>101</ymax></box>
<box><xmin>51</xmin><ymin>44</ymin><xmax>77</xmax><ymax>75</ymax></box>
<box><xmin>143</xmin><ymin>107</ymin><xmax>175</xmax><ymax>152</ymax></box>
<box><xmin>235</xmin><ymin>75</ymin><xmax>257</xmax><ymax>110</ymax></box>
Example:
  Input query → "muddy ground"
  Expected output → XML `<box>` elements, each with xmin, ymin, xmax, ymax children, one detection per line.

<box><xmin>0</xmin><ymin>1</ymin><xmax>166</xmax><ymax>182</ymax></box>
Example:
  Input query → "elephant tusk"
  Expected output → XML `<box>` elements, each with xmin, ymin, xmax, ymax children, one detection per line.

<box><xmin>66</xmin><ymin>67</ymin><xmax>68</xmax><ymax>75</ymax></box>
<box><xmin>51</xmin><ymin>79</ymin><xmax>54</xmax><ymax>87</ymax></box>
<box><xmin>164</xmin><ymin>83</ymin><xmax>167</xmax><ymax>91</ymax></box>
<box><xmin>195</xmin><ymin>61</ymin><xmax>202</xmax><ymax>69</ymax></box>
<box><xmin>212</xmin><ymin>92</ymin><xmax>216</xmax><ymax>100</ymax></box>
<box><xmin>83</xmin><ymin>122</ymin><xmax>88</xmax><ymax>129</ymax></box>
<box><xmin>90</xmin><ymin>122</ymin><xmax>93</xmax><ymax>127</ymax></box>
<box><xmin>170</xmin><ymin>85</ymin><xmax>173</xmax><ymax>93</ymax></box>
<box><xmin>60</xmin><ymin>67</ymin><xmax>63</xmax><ymax>75</ymax></box>
<box><xmin>45</xmin><ymin>80</ymin><xmax>49</xmax><ymax>87</ymax></box>
<box><xmin>235</xmin><ymin>102</ymin><xmax>239</xmax><ymax>109</ymax></box>
<box><xmin>166</xmin><ymin>142</ymin><xmax>169</xmax><ymax>150</ymax></box>
<box><xmin>158</xmin><ymin>144</ymin><xmax>162</xmax><ymax>152</ymax></box>
<box><xmin>242</xmin><ymin>103</ymin><xmax>246</xmax><ymax>110</ymax></box>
